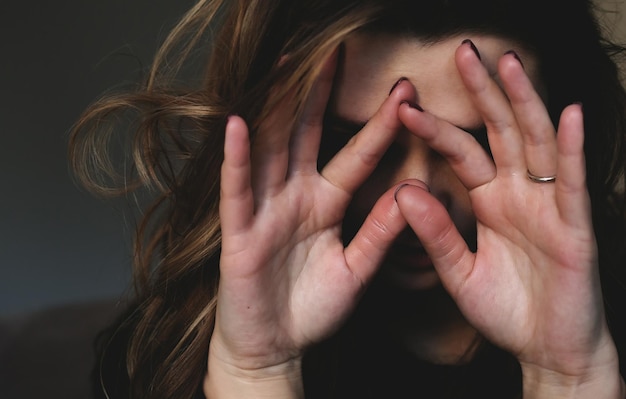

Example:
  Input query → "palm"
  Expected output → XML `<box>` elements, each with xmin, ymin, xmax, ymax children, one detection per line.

<box><xmin>218</xmin><ymin>175</ymin><xmax>358</xmax><ymax>354</ymax></box>
<box><xmin>396</xmin><ymin>42</ymin><xmax>609</xmax><ymax>376</ymax></box>
<box><xmin>463</xmin><ymin>178</ymin><xmax>599</xmax><ymax>364</ymax></box>
<box><xmin>212</xmin><ymin>56</ymin><xmax>417</xmax><ymax>371</ymax></box>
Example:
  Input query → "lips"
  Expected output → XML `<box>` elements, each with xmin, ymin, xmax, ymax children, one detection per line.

<box><xmin>387</xmin><ymin>236</ymin><xmax>435</xmax><ymax>272</ymax></box>
<box><xmin>382</xmin><ymin>238</ymin><xmax>441</xmax><ymax>290</ymax></box>
<box><xmin>375</xmin><ymin>226</ymin><xmax>443</xmax><ymax>290</ymax></box>
<box><xmin>387</xmin><ymin>229</ymin><xmax>434</xmax><ymax>273</ymax></box>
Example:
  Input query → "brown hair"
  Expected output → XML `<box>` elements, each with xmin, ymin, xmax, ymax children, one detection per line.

<box><xmin>70</xmin><ymin>1</ymin><xmax>381</xmax><ymax>397</ymax></box>
<box><xmin>69</xmin><ymin>0</ymin><xmax>626</xmax><ymax>398</ymax></box>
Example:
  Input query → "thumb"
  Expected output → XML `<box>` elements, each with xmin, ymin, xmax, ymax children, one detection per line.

<box><xmin>394</xmin><ymin>182</ymin><xmax>476</xmax><ymax>296</ymax></box>
<box><xmin>343</xmin><ymin>184</ymin><xmax>411</xmax><ymax>286</ymax></box>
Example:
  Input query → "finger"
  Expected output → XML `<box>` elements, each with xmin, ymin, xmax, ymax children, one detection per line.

<box><xmin>289</xmin><ymin>47</ymin><xmax>339</xmax><ymax>175</ymax></box>
<box><xmin>498</xmin><ymin>51</ymin><xmax>557</xmax><ymax>179</ymax></box>
<box><xmin>455</xmin><ymin>39</ymin><xmax>524</xmax><ymax>172</ymax></box>
<box><xmin>399</xmin><ymin>101</ymin><xmax>496</xmax><ymax>190</ymax></box>
<box><xmin>220</xmin><ymin>116</ymin><xmax>254</xmax><ymax>235</ymax></box>
<box><xmin>343</xmin><ymin>182</ymin><xmax>418</xmax><ymax>285</ymax></box>
<box><xmin>394</xmin><ymin>183</ymin><xmax>476</xmax><ymax>295</ymax></box>
<box><xmin>322</xmin><ymin>78</ymin><xmax>416</xmax><ymax>194</ymax></box>
<box><xmin>555</xmin><ymin>103</ymin><xmax>592</xmax><ymax>228</ymax></box>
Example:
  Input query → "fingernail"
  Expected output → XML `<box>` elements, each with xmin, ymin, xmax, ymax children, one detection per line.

<box><xmin>394</xmin><ymin>181</ymin><xmax>431</xmax><ymax>203</ymax></box>
<box><xmin>389</xmin><ymin>77</ymin><xmax>408</xmax><ymax>95</ymax></box>
<box><xmin>504</xmin><ymin>50</ymin><xmax>524</xmax><ymax>69</ymax></box>
<box><xmin>462</xmin><ymin>39</ymin><xmax>481</xmax><ymax>60</ymax></box>
<box><xmin>400</xmin><ymin>100</ymin><xmax>424</xmax><ymax>112</ymax></box>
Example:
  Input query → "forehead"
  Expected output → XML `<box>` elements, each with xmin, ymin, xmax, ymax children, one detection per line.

<box><xmin>331</xmin><ymin>32</ymin><xmax>541</xmax><ymax>128</ymax></box>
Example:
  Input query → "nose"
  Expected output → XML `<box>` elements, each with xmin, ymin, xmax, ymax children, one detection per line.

<box><xmin>385</xmin><ymin>131</ymin><xmax>459</xmax><ymax>211</ymax></box>
<box><xmin>384</xmin><ymin>130</ymin><xmax>435</xmax><ymax>185</ymax></box>
<box><xmin>383</xmin><ymin>130</ymin><xmax>476</xmax><ymax>249</ymax></box>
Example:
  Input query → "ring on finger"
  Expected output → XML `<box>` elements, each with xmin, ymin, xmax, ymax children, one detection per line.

<box><xmin>527</xmin><ymin>169</ymin><xmax>556</xmax><ymax>183</ymax></box>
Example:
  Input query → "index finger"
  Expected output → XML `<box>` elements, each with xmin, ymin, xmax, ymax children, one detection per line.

<box><xmin>321</xmin><ymin>78</ymin><xmax>416</xmax><ymax>194</ymax></box>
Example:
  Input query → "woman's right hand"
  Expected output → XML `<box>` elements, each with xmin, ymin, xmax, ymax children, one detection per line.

<box><xmin>205</xmin><ymin>50</ymin><xmax>417</xmax><ymax>396</ymax></box>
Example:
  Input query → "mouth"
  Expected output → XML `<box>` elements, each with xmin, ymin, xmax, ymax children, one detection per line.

<box><xmin>380</xmin><ymin>231</ymin><xmax>441</xmax><ymax>290</ymax></box>
<box><xmin>386</xmin><ymin>228</ymin><xmax>435</xmax><ymax>271</ymax></box>
<box><xmin>386</xmin><ymin>241</ymin><xmax>435</xmax><ymax>272</ymax></box>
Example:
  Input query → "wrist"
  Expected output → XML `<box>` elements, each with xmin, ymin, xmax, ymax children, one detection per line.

<box><xmin>519</xmin><ymin>324</ymin><xmax>625</xmax><ymax>398</ymax></box>
<box><xmin>204</xmin><ymin>347</ymin><xmax>304</xmax><ymax>399</ymax></box>
<box><xmin>520</xmin><ymin>353</ymin><xmax>624</xmax><ymax>399</ymax></box>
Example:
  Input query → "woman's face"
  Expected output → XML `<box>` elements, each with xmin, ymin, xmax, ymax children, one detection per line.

<box><xmin>329</xmin><ymin>32</ymin><xmax>543</xmax><ymax>291</ymax></box>
<box><xmin>324</xmin><ymin>32</ymin><xmax>544</xmax><ymax>362</ymax></box>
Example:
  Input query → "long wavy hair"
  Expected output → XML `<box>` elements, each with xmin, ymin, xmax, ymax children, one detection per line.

<box><xmin>68</xmin><ymin>0</ymin><xmax>626</xmax><ymax>398</ymax></box>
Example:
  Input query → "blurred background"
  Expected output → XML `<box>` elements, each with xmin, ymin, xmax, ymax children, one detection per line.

<box><xmin>0</xmin><ymin>0</ymin><xmax>193</xmax><ymax>317</ymax></box>
<box><xmin>0</xmin><ymin>0</ymin><xmax>624</xmax><ymax>318</ymax></box>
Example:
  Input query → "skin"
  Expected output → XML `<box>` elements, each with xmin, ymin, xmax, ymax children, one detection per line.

<box><xmin>206</xmin><ymin>32</ymin><xmax>625</xmax><ymax>398</ymax></box>
<box><xmin>333</xmin><ymin>33</ymin><xmax>547</xmax><ymax>364</ymax></box>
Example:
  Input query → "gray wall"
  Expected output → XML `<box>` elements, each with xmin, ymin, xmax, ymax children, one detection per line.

<box><xmin>0</xmin><ymin>1</ymin><xmax>625</xmax><ymax>317</ymax></box>
<box><xmin>0</xmin><ymin>0</ymin><xmax>192</xmax><ymax>316</ymax></box>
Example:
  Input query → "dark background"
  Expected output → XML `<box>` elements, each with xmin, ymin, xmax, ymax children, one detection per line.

<box><xmin>0</xmin><ymin>0</ymin><xmax>193</xmax><ymax>317</ymax></box>
<box><xmin>0</xmin><ymin>0</ymin><xmax>624</xmax><ymax>318</ymax></box>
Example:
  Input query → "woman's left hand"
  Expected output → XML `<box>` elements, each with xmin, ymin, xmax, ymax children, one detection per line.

<box><xmin>396</xmin><ymin>40</ymin><xmax>624</xmax><ymax>397</ymax></box>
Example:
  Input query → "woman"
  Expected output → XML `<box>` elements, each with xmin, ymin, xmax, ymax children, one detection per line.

<box><xmin>69</xmin><ymin>0</ymin><xmax>626</xmax><ymax>397</ymax></box>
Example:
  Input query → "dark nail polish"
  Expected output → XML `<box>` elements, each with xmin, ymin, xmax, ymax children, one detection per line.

<box><xmin>394</xmin><ymin>183</ymin><xmax>410</xmax><ymax>202</ymax></box>
<box><xmin>462</xmin><ymin>39</ymin><xmax>481</xmax><ymax>60</ymax></box>
<box><xmin>394</xmin><ymin>181</ymin><xmax>431</xmax><ymax>202</ymax></box>
<box><xmin>389</xmin><ymin>77</ymin><xmax>408</xmax><ymax>95</ymax></box>
<box><xmin>400</xmin><ymin>100</ymin><xmax>424</xmax><ymax>112</ymax></box>
<box><xmin>504</xmin><ymin>50</ymin><xmax>524</xmax><ymax>69</ymax></box>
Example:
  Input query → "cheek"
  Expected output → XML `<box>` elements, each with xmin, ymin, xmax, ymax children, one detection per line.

<box><xmin>448</xmin><ymin>188</ymin><xmax>476</xmax><ymax>246</ymax></box>
<box><xmin>343</xmin><ymin>176</ymin><xmax>389</xmax><ymax>242</ymax></box>
<box><xmin>431</xmin><ymin>168</ymin><xmax>477</xmax><ymax>248</ymax></box>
